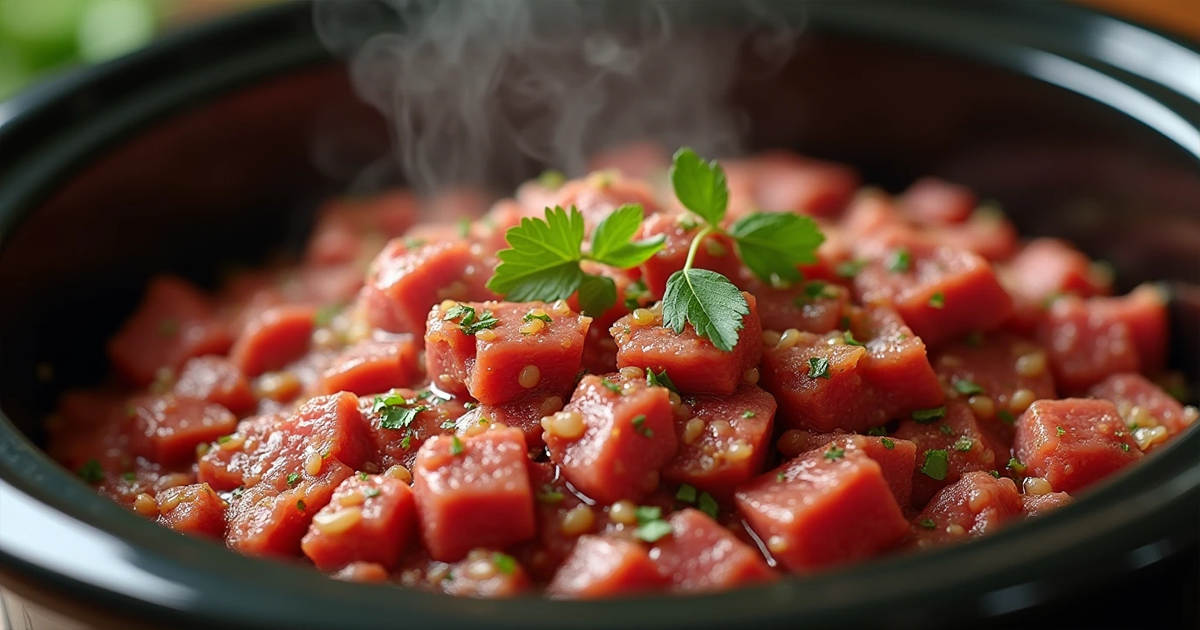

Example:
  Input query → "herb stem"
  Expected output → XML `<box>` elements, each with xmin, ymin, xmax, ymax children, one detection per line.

<box><xmin>684</xmin><ymin>224</ymin><xmax>716</xmax><ymax>272</ymax></box>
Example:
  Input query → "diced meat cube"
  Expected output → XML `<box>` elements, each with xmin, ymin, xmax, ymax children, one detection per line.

<box><xmin>454</xmin><ymin>393</ymin><xmax>565</xmax><ymax>450</ymax></box>
<box><xmin>547</xmin><ymin>535</ymin><xmax>667</xmax><ymax>599</ymax></box>
<box><xmin>806</xmin><ymin>433</ymin><xmax>918</xmax><ymax>508</ymax></box>
<box><xmin>299</xmin><ymin>264</ymin><xmax>365</xmax><ymax>305</ymax></box>
<box><xmin>46</xmin><ymin>388</ymin><xmax>136</xmax><ymax>475</ymax></box>
<box><xmin>1089</xmin><ymin>373</ymin><xmax>1199</xmax><ymax>443</ymax></box>
<box><xmin>359</xmin><ymin>240</ymin><xmax>494</xmax><ymax>334</ymax></box>
<box><xmin>652</xmin><ymin>509</ymin><xmax>776</xmax><ymax>593</ymax></box>
<box><xmin>1000</xmin><ymin>238</ymin><xmax>1112</xmax><ymax>307</ymax></box>
<box><xmin>748</xmin><ymin>278</ymin><xmax>850</xmax><ymax>335</ymax></box>
<box><xmin>662</xmin><ymin>384</ymin><xmax>777</xmax><ymax>498</ymax></box>
<box><xmin>548</xmin><ymin>171</ymin><xmax>661</xmax><ymax>232</ymax></box>
<box><xmin>507</xmin><ymin>462</ymin><xmax>594</xmax><ymax>582</ymax></box>
<box><xmin>317</xmin><ymin>337</ymin><xmax>422</xmax><ymax>396</ymax></box>
<box><xmin>173</xmin><ymin>356</ymin><xmax>256</xmax><ymax>415</ymax></box>
<box><xmin>156</xmin><ymin>483</ymin><xmax>227</xmax><ymax>538</ymax></box>
<box><xmin>736</xmin><ymin>449</ymin><xmax>909</xmax><ymax>572</ymax></box>
<box><xmin>108</xmin><ymin>276</ymin><xmax>233</xmax><ymax>387</ymax></box>
<box><xmin>1013</xmin><ymin>399</ymin><xmax>1143</xmax><ymax>494</ymax></box>
<box><xmin>1038</xmin><ymin>285</ymin><xmax>1169</xmax><ymax>392</ymax></box>
<box><xmin>301</xmin><ymin>474</ymin><xmax>417</xmax><ymax>571</ymax></box>
<box><xmin>892</xmin><ymin>401</ymin><xmax>1008</xmax><ymax>509</ymax></box>
<box><xmin>226</xmin><ymin>460</ymin><xmax>353</xmax><ymax>556</ymax></box>
<box><xmin>362</xmin><ymin>390</ymin><xmax>470</xmax><ymax>471</ymax></box>
<box><xmin>198</xmin><ymin>392</ymin><xmax>370</xmax><ymax>491</ymax></box>
<box><xmin>761</xmin><ymin>308</ymin><xmax>942</xmax><ymax>433</ymax></box>
<box><xmin>305</xmin><ymin>191</ymin><xmax>418</xmax><ymax>266</ymax></box>
<box><xmin>425</xmin><ymin>300</ymin><xmax>591</xmax><ymax>405</ymax></box>
<box><xmin>638</xmin><ymin>213</ymin><xmax>742</xmax><ymax>298</ymax></box>
<box><xmin>910</xmin><ymin>471</ymin><xmax>1022</xmax><ymax>547</ymax></box>
<box><xmin>546</xmin><ymin>374</ymin><xmax>677</xmax><ymax>504</ymax></box>
<box><xmin>130</xmin><ymin>394</ymin><xmax>237</xmax><ymax>466</ymax></box>
<box><xmin>899</xmin><ymin>177</ymin><xmax>975</xmax><ymax>225</ymax></box>
<box><xmin>932</xmin><ymin>332</ymin><xmax>1058</xmax><ymax>447</ymax></box>
<box><xmin>930</xmin><ymin>208</ymin><xmax>1019</xmax><ymax>262</ymax></box>
<box><xmin>1021</xmin><ymin>491</ymin><xmax>1074</xmax><ymax>517</ymax></box>
<box><xmin>723</xmin><ymin>151</ymin><xmax>860</xmax><ymax>221</ymax></box>
<box><xmin>611</xmin><ymin>293</ymin><xmax>762</xmax><ymax>396</ymax></box>
<box><xmin>440</xmin><ymin>549</ymin><xmax>534</xmax><ymax>598</ymax></box>
<box><xmin>853</xmin><ymin>243</ymin><xmax>1013</xmax><ymax>348</ymax></box>
<box><xmin>332</xmin><ymin>562</ymin><xmax>390</xmax><ymax>583</ymax></box>
<box><xmin>229</xmin><ymin>305</ymin><xmax>316</xmax><ymax>377</ymax></box>
<box><xmin>412</xmin><ymin>427</ymin><xmax>536</xmax><ymax>561</ymax></box>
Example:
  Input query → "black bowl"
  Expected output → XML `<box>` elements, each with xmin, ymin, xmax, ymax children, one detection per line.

<box><xmin>1</xmin><ymin>2</ymin><xmax>1197</xmax><ymax>629</ymax></box>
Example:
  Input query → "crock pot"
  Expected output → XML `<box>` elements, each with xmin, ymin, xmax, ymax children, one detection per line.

<box><xmin>0</xmin><ymin>1</ymin><xmax>1197</xmax><ymax>628</ymax></box>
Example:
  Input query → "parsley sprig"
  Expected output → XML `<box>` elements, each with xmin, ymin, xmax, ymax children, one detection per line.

<box><xmin>662</xmin><ymin>148</ymin><xmax>825</xmax><ymax>351</ymax></box>
<box><xmin>486</xmin><ymin>204</ymin><xmax>665</xmax><ymax>316</ymax></box>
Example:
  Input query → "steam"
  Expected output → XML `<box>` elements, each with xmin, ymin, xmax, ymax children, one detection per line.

<box><xmin>314</xmin><ymin>0</ymin><xmax>797</xmax><ymax>194</ymax></box>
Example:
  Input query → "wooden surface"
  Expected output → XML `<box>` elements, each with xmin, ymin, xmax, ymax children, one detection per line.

<box><xmin>1077</xmin><ymin>0</ymin><xmax>1200</xmax><ymax>40</ymax></box>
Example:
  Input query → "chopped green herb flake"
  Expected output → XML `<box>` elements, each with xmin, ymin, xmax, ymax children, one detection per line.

<box><xmin>886</xmin><ymin>247</ymin><xmax>911</xmax><ymax>273</ymax></box>
<box><xmin>921</xmin><ymin>449</ymin><xmax>950</xmax><ymax>481</ymax></box>
<box><xmin>632</xmin><ymin>414</ymin><xmax>653</xmax><ymax>437</ymax></box>
<box><xmin>450</xmin><ymin>435</ymin><xmax>465</xmax><ymax>456</ymax></box>
<box><xmin>314</xmin><ymin>303</ymin><xmax>342</xmax><ymax>327</ymax></box>
<box><xmin>441</xmin><ymin>420</ymin><xmax>457</xmax><ymax>430</ymax></box>
<box><xmin>953</xmin><ymin>436</ymin><xmax>974</xmax><ymax>452</ymax></box>
<box><xmin>843</xmin><ymin>330</ymin><xmax>866</xmax><ymax>347</ymax></box>
<box><xmin>939</xmin><ymin>424</ymin><xmax>954</xmax><ymax>436</ymax></box>
<box><xmin>998</xmin><ymin>410</ymin><xmax>1016</xmax><ymax>425</ymax></box>
<box><xmin>286</xmin><ymin>473</ymin><xmax>300</xmax><ymax>487</ymax></box>
<box><xmin>953</xmin><ymin>379</ymin><xmax>985</xmax><ymax>396</ymax></box>
<box><xmin>623</xmin><ymin>280</ymin><xmax>650</xmax><ymax>311</ymax></box>
<box><xmin>121</xmin><ymin>471</ymin><xmax>137</xmax><ymax>482</ymax></box>
<box><xmin>881</xmin><ymin>437</ymin><xmax>896</xmax><ymax>450</ymax></box>
<box><xmin>1007</xmin><ymin>457</ymin><xmax>1027</xmax><ymax>475</ymax></box>
<box><xmin>837</xmin><ymin>259</ymin><xmax>866</xmax><ymax>278</ymax></box>
<box><xmin>536</xmin><ymin>487</ymin><xmax>565</xmax><ymax>504</ymax></box>
<box><xmin>929</xmin><ymin>292</ymin><xmax>945</xmax><ymax>309</ymax></box>
<box><xmin>492</xmin><ymin>552</ymin><xmax>517</xmax><ymax>575</ymax></box>
<box><xmin>380</xmin><ymin>405</ymin><xmax>423</xmax><ymax>431</ymax></box>
<box><xmin>635</xmin><ymin>506</ymin><xmax>663</xmax><ymax>525</ymax></box>
<box><xmin>78</xmin><ymin>459</ymin><xmax>105</xmax><ymax>484</ymax></box>
<box><xmin>824</xmin><ymin>445</ymin><xmax>846</xmax><ymax>461</ymax></box>
<box><xmin>400</xmin><ymin>433</ymin><xmax>413</xmax><ymax>450</ymax></box>
<box><xmin>1056</xmin><ymin>426</ymin><xmax>1066</xmax><ymax>436</ymax></box>
<box><xmin>807</xmin><ymin>356</ymin><xmax>831</xmax><ymax>379</ymax></box>
<box><xmin>523</xmin><ymin>311</ymin><xmax>553</xmax><ymax>324</ymax></box>
<box><xmin>697</xmin><ymin>492</ymin><xmax>720</xmax><ymax>519</ymax></box>
<box><xmin>804</xmin><ymin>281</ymin><xmax>832</xmax><ymax>300</ymax></box>
<box><xmin>365</xmin><ymin>487</ymin><xmax>381</xmax><ymax>498</ymax></box>
<box><xmin>989</xmin><ymin>470</ymin><xmax>1001</xmax><ymax>478</ymax></box>
<box><xmin>919</xmin><ymin>518</ymin><xmax>936</xmax><ymax>530</ymax></box>
<box><xmin>358</xmin><ymin>472</ymin><xmax>369</xmax><ymax>481</ymax></box>
<box><xmin>456</xmin><ymin>218</ymin><xmax>471</xmax><ymax>239</ymax></box>
<box><xmin>1121</xmin><ymin>443</ymin><xmax>1131</xmax><ymax>452</ymax></box>
<box><xmin>217</xmin><ymin>435</ymin><xmax>233</xmax><ymax>444</ymax></box>
<box><xmin>868</xmin><ymin>426</ymin><xmax>888</xmax><ymax>436</ymax></box>
<box><xmin>601</xmin><ymin>378</ymin><xmax>622</xmax><ymax>394</ymax></box>
<box><xmin>634</xmin><ymin>519</ymin><xmax>673</xmax><ymax>543</ymax></box>
<box><xmin>675</xmin><ymin>484</ymin><xmax>698</xmax><ymax>503</ymax></box>
<box><xmin>296</xmin><ymin>500</ymin><xmax>307</xmax><ymax>512</ymax></box>
<box><xmin>645</xmin><ymin>368</ymin><xmax>678</xmax><ymax>393</ymax></box>
<box><xmin>912</xmin><ymin>406</ymin><xmax>947</xmax><ymax>423</ymax></box>
<box><xmin>742</xmin><ymin>410</ymin><xmax>756</xmax><ymax>419</ymax></box>
<box><xmin>776</xmin><ymin>471</ymin><xmax>786</xmax><ymax>483</ymax></box>
<box><xmin>463</xmin><ymin>402</ymin><xmax>477</xmax><ymax>410</ymax></box>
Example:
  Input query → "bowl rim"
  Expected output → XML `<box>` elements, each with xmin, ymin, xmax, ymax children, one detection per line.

<box><xmin>0</xmin><ymin>2</ymin><xmax>1197</xmax><ymax>629</ymax></box>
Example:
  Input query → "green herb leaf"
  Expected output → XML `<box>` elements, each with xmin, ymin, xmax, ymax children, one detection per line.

<box><xmin>589</xmin><ymin>204</ymin><xmax>665</xmax><ymax>268</ymax></box>
<box><xmin>576</xmin><ymin>273</ymin><xmax>617</xmax><ymax>317</ymax></box>
<box><xmin>634</xmin><ymin>505</ymin><xmax>663</xmax><ymax>524</ymax></box>
<box><xmin>78</xmin><ymin>459</ymin><xmax>105</xmax><ymax>484</ymax></box>
<box><xmin>121</xmin><ymin>471</ymin><xmax>137</xmax><ymax>482</ymax></box>
<box><xmin>623</xmin><ymin>279</ymin><xmax>650</xmax><ymax>310</ymax></box>
<box><xmin>807</xmin><ymin>356</ymin><xmax>831</xmax><ymax>379</ymax></box>
<box><xmin>365</xmin><ymin>487</ymin><xmax>381</xmax><ymax>498</ymax></box>
<box><xmin>881</xmin><ymin>437</ymin><xmax>896</xmax><ymax>450</ymax></box>
<box><xmin>989</xmin><ymin>470</ymin><xmax>1001</xmax><ymax>478</ymax></box>
<box><xmin>645</xmin><ymin>368</ymin><xmax>678</xmax><ymax>393</ymax></box>
<box><xmin>450</xmin><ymin>435</ymin><xmax>465</xmax><ymax>456</ymax></box>
<box><xmin>886</xmin><ymin>247</ymin><xmax>911</xmax><ymax>273</ymax></box>
<box><xmin>296</xmin><ymin>500</ymin><xmax>307</xmax><ymax>512</ymax></box>
<box><xmin>358</xmin><ymin>472</ymin><xmax>369</xmax><ymax>481</ymax></box>
<box><xmin>843</xmin><ymin>330</ymin><xmax>865</xmax><ymax>347</ymax></box>
<box><xmin>634</xmin><ymin>519</ymin><xmax>673</xmax><ymax>543</ymax></box>
<box><xmin>661</xmin><ymin>268</ymin><xmax>748</xmax><ymax>352</ymax></box>
<box><xmin>487</xmin><ymin>206</ymin><xmax>586</xmax><ymax>301</ymax></box>
<box><xmin>804</xmin><ymin>281</ymin><xmax>832</xmax><ymax>301</ymax></box>
<box><xmin>314</xmin><ymin>303</ymin><xmax>342</xmax><ymax>327</ymax></box>
<box><xmin>492</xmin><ymin>552</ymin><xmax>517</xmax><ymax>575</ymax></box>
<box><xmin>1121</xmin><ymin>443</ymin><xmax>1130</xmax><ymax>452</ymax></box>
<box><xmin>669</xmin><ymin>147</ymin><xmax>728</xmax><ymax>225</ymax></box>
<box><xmin>776</xmin><ymin>471</ymin><xmax>786</xmax><ymax>483</ymax></box>
<box><xmin>953</xmin><ymin>379</ymin><xmax>985</xmax><ymax>396</ymax></box>
<box><xmin>601</xmin><ymin>378</ymin><xmax>622</xmax><ymax>394</ymax></box>
<box><xmin>286</xmin><ymin>472</ymin><xmax>300</xmax><ymax>487</ymax></box>
<box><xmin>742</xmin><ymin>410</ymin><xmax>756</xmax><ymax>419</ymax></box>
<box><xmin>1007</xmin><ymin>457</ymin><xmax>1026</xmax><ymax>475</ymax></box>
<box><xmin>921</xmin><ymin>449</ymin><xmax>949</xmax><ymax>480</ymax></box>
<box><xmin>536</xmin><ymin>487</ymin><xmax>565</xmax><ymax>504</ymax></box>
<box><xmin>728</xmin><ymin>212</ymin><xmax>824</xmax><ymax>283</ymax></box>
<box><xmin>953</xmin><ymin>436</ymin><xmax>974</xmax><ymax>452</ymax></box>
<box><xmin>929</xmin><ymin>292</ymin><xmax>946</xmax><ymax>309</ymax></box>
<box><xmin>631</xmin><ymin>414</ymin><xmax>653</xmax><ymax>437</ymax></box>
<box><xmin>400</xmin><ymin>433</ymin><xmax>413</xmax><ymax>450</ymax></box>
<box><xmin>1056</xmin><ymin>426</ymin><xmax>1066</xmax><ymax>436</ymax></box>
<box><xmin>998</xmin><ymin>410</ymin><xmax>1016</xmax><ymax>425</ymax></box>
<box><xmin>836</xmin><ymin>258</ymin><xmax>866</xmax><ymax>278</ymax></box>
<box><xmin>824</xmin><ymin>445</ymin><xmax>846</xmax><ymax>461</ymax></box>
<box><xmin>697</xmin><ymin>492</ymin><xmax>719</xmax><ymax>519</ymax></box>
<box><xmin>675</xmin><ymin>483</ymin><xmax>698</xmax><ymax>503</ymax></box>
<box><xmin>461</xmin><ymin>311</ymin><xmax>499</xmax><ymax>336</ymax></box>
<box><xmin>919</xmin><ymin>518</ymin><xmax>936</xmax><ymax>530</ymax></box>
<box><xmin>868</xmin><ymin>426</ymin><xmax>888</xmax><ymax>436</ymax></box>
<box><xmin>380</xmin><ymin>405</ymin><xmax>422</xmax><ymax>431</ymax></box>
<box><xmin>912</xmin><ymin>406</ymin><xmax>947</xmax><ymax>423</ymax></box>
<box><xmin>538</xmin><ymin>169</ymin><xmax>566</xmax><ymax>190</ymax></box>
<box><xmin>939</xmin><ymin>424</ymin><xmax>954</xmax><ymax>436</ymax></box>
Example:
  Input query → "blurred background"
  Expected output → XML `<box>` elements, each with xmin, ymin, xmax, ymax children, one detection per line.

<box><xmin>0</xmin><ymin>0</ymin><xmax>1197</xmax><ymax>103</ymax></box>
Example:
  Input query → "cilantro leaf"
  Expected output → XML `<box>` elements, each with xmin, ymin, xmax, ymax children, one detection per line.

<box><xmin>662</xmin><ymin>268</ymin><xmax>748</xmax><ymax>352</ymax></box>
<box><xmin>576</xmin><ymin>273</ymin><xmax>617</xmax><ymax>317</ymax></box>
<box><xmin>728</xmin><ymin>212</ymin><xmax>825</xmax><ymax>282</ymax></box>
<box><xmin>921</xmin><ymin>449</ymin><xmax>949</xmax><ymax>480</ymax></box>
<box><xmin>669</xmin><ymin>147</ymin><xmax>728</xmax><ymax>225</ymax></box>
<box><xmin>645</xmin><ymin>368</ymin><xmax>678</xmax><ymax>393</ymax></box>
<box><xmin>589</xmin><ymin>204</ymin><xmax>664</xmax><ymax>268</ymax></box>
<box><xmin>634</xmin><ymin>519</ymin><xmax>674</xmax><ymax>543</ymax></box>
<box><xmin>487</xmin><ymin>206</ymin><xmax>586</xmax><ymax>301</ymax></box>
